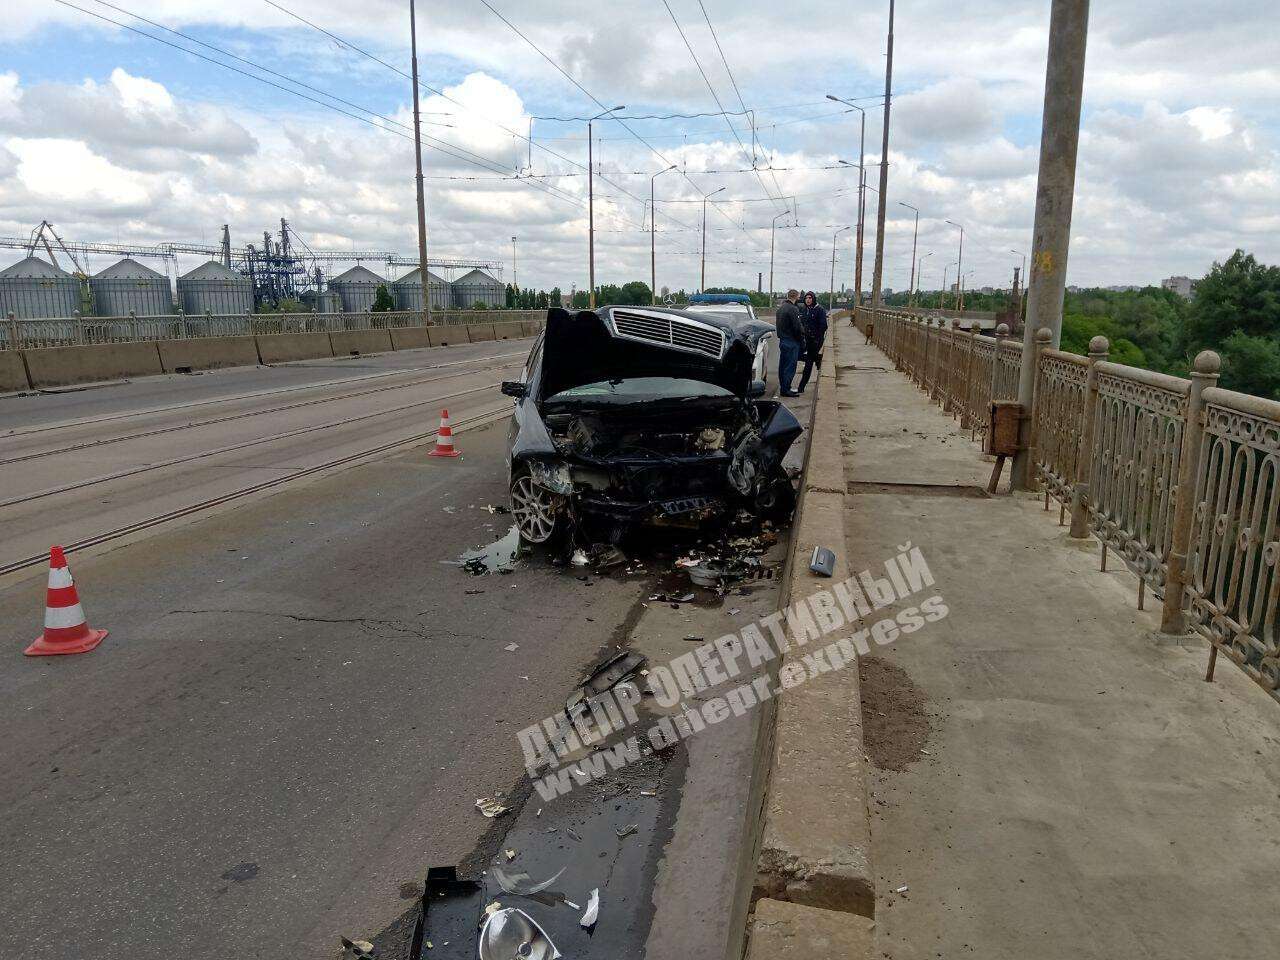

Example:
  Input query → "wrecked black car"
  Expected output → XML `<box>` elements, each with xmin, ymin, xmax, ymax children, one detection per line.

<box><xmin>500</xmin><ymin>305</ymin><xmax>803</xmax><ymax>544</ymax></box>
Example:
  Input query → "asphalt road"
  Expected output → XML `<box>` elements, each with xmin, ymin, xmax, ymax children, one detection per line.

<box><xmin>0</xmin><ymin>347</ymin><xmax>812</xmax><ymax>959</ymax></box>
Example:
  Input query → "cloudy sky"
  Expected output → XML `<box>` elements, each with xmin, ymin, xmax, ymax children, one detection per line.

<box><xmin>2</xmin><ymin>0</ymin><xmax>1277</xmax><ymax>296</ymax></box>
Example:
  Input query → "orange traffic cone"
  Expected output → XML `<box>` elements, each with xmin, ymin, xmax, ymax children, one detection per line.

<box><xmin>428</xmin><ymin>408</ymin><xmax>462</xmax><ymax>458</ymax></box>
<box><xmin>24</xmin><ymin>546</ymin><xmax>108</xmax><ymax>657</ymax></box>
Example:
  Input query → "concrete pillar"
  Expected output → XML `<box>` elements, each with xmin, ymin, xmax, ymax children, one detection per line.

<box><xmin>1012</xmin><ymin>0</ymin><xmax>1091</xmax><ymax>490</ymax></box>
<box><xmin>870</xmin><ymin>0</ymin><xmax>895</xmax><ymax>308</ymax></box>
<box><xmin>1024</xmin><ymin>327</ymin><xmax>1054</xmax><ymax>486</ymax></box>
<box><xmin>1068</xmin><ymin>335</ymin><xmax>1110</xmax><ymax>538</ymax></box>
<box><xmin>1160</xmin><ymin>350</ymin><xmax>1221</xmax><ymax>635</ymax></box>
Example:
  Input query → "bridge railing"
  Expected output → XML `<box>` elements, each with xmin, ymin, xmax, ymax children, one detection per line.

<box><xmin>857</xmin><ymin>305</ymin><xmax>1279</xmax><ymax>706</ymax></box>
<box><xmin>1</xmin><ymin>309</ymin><xmax>544</xmax><ymax>350</ymax></box>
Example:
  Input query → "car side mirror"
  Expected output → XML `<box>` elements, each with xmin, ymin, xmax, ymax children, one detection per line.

<box><xmin>748</xmin><ymin>379</ymin><xmax>767</xmax><ymax>398</ymax></box>
<box><xmin>500</xmin><ymin>381</ymin><xmax>527</xmax><ymax>398</ymax></box>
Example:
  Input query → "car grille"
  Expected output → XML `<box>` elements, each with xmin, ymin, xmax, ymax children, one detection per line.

<box><xmin>610</xmin><ymin>310</ymin><xmax>726</xmax><ymax>359</ymax></box>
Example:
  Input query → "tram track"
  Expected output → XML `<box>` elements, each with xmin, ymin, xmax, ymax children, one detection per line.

<box><xmin>0</xmin><ymin>403</ymin><xmax>511</xmax><ymax>577</ymax></box>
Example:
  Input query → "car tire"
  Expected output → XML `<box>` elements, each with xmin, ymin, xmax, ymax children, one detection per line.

<box><xmin>509</xmin><ymin>469</ymin><xmax>568</xmax><ymax>546</ymax></box>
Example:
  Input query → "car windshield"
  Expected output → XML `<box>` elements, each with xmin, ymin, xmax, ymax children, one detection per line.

<box><xmin>546</xmin><ymin>376</ymin><xmax>735</xmax><ymax>404</ymax></box>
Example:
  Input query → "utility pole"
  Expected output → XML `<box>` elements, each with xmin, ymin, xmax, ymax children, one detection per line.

<box><xmin>700</xmin><ymin>186</ymin><xmax>726</xmax><ymax>292</ymax></box>
<box><xmin>870</xmin><ymin>0</ymin><xmax>895</xmax><ymax>308</ymax></box>
<box><xmin>829</xmin><ymin>226</ymin><xmax>851</xmax><ymax>309</ymax></box>
<box><xmin>1012</xmin><ymin>0</ymin><xmax>1090</xmax><ymax>490</ymax></box>
<box><xmin>588</xmin><ymin>106</ymin><xmax>625</xmax><ymax>308</ymax></box>
<box><xmin>511</xmin><ymin>236</ymin><xmax>518</xmax><ymax>289</ymax></box>
<box><xmin>769</xmin><ymin>206</ymin><xmax>791</xmax><ymax>302</ymax></box>
<box><xmin>408</xmin><ymin>0</ymin><xmax>431</xmax><ymax>324</ymax></box>
<box><xmin>651</xmin><ymin>164</ymin><xmax>676</xmax><ymax>305</ymax></box>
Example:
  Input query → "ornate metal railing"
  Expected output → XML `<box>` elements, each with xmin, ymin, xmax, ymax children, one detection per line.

<box><xmin>857</xmin><ymin>306</ymin><xmax>1277</xmax><ymax>705</ymax></box>
<box><xmin>1</xmin><ymin>309</ymin><xmax>544</xmax><ymax>349</ymax></box>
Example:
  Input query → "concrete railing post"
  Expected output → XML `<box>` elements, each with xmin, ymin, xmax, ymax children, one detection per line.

<box><xmin>73</xmin><ymin>310</ymin><xmax>85</xmax><ymax>345</ymax></box>
<box><xmin>1020</xmin><ymin>327</ymin><xmax>1054</xmax><ymax>490</ymax></box>
<box><xmin>1160</xmin><ymin>350</ymin><xmax>1222</xmax><ymax>635</ymax></box>
<box><xmin>7</xmin><ymin>311</ymin><xmax>18</xmax><ymax>351</ymax></box>
<box><xmin>921</xmin><ymin>317</ymin><xmax>933</xmax><ymax>391</ymax></box>
<box><xmin>178</xmin><ymin>309</ymin><xmax>188</xmax><ymax>339</ymax></box>
<box><xmin>960</xmin><ymin>321</ymin><xmax>978</xmax><ymax>429</ymax></box>
<box><xmin>1068</xmin><ymin>336</ymin><xmax>1110</xmax><ymax>538</ymax></box>
<box><xmin>945</xmin><ymin>319</ymin><xmax>962</xmax><ymax>411</ymax></box>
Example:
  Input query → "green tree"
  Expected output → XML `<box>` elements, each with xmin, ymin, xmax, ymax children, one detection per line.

<box><xmin>371</xmin><ymin>283</ymin><xmax>395</xmax><ymax>313</ymax></box>
<box><xmin>504</xmin><ymin>283</ymin><xmax>517</xmax><ymax>308</ymax></box>
<box><xmin>1218</xmin><ymin>331</ymin><xmax>1280</xmax><ymax>399</ymax></box>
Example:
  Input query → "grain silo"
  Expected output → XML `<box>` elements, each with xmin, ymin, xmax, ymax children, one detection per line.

<box><xmin>328</xmin><ymin>265</ymin><xmax>384</xmax><ymax>313</ymax></box>
<box><xmin>391</xmin><ymin>267</ymin><xmax>451</xmax><ymax>311</ymax></box>
<box><xmin>89</xmin><ymin>258</ymin><xmax>172</xmax><ymax>317</ymax></box>
<box><xmin>177</xmin><ymin>260</ymin><xmax>254</xmax><ymax>315</ymax></box>
<box><xmin>453</xmin><ymin>268</ymin><xmax>504</xmax><ymax>308</ymax></box>
<box><xmin>0</xmin><ymin>256</ymin><xmax>82</xmax><ymax>319</ymax></box>
<box><xmin>314</xmin><ymin>290</ymin><xmax>342</xmax><ymax>313</ymax></box>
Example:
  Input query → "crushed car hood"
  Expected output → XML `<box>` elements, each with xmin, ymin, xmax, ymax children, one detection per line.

<box><xmin>538</xmin><ymin>306</ymin><xmax>769</xmax><ymax>401</ymax></box>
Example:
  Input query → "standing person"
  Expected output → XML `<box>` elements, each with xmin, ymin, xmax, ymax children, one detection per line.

<box><xmin>796</xmin><ymin>291</ymin><xmax>828</xmax><ymax>392</ymax></box>
<box><xmin>775</xmin><ymin>288</ymin><xmax>804</xmax><ymax>397</ymax></box>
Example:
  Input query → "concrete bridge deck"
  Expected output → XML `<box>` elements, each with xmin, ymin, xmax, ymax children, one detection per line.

<box><xmin>835</xmin><ymin>324</ymin><xmax>1280</xmax><ymax>960</ymax></box>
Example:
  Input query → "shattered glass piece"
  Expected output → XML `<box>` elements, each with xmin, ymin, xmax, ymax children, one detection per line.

<box><xmin>477</xmin><ymin>908</ymin><xmax>562</xmax><ymax>960</ymax></box>
<box><xmin>615</xmin><ymin>823</ymin><xmax>638</xmax><ymax>839</ymax></box>
<box><xmin>490</xmin><ymin>865</ymin><xmax>566</xmax><ymax>896</ymax></box>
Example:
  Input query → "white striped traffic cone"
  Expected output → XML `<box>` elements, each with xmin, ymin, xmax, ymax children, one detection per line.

<box><xmin>24</xmin><ymin>546</ymin><xmax>108</xmax><ymax>657</ymax></box>
<box><xmin>428</xmin><ymin>408</ymin><xmax>462</xmax><ymax>458</ymax></box>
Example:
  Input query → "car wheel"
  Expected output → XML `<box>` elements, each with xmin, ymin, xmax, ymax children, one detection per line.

<box><xmin>510</xmin><ymin>472</ymin><xmax>565</xmax><ymax>544</ymax></box>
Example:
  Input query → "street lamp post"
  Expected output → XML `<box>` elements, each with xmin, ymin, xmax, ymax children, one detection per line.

<box><xmin>769</xmin><ymin>202</ymin><xmax>793</xmax><ymax>303</ymax></box>
<box><xmin>1011</xmin><ymin>248</ymin><xmax>1027</xmax><ymax>319</ymax></box>
<box><xmin>829</xmin><ymin>226</ymin><xmax>851</xmax><ymax>310</ymax></box>
<box><xmin>899</xmin><ymin>200</ymin><xmax>919</xmax><ymax>308</ymax></box>
<box><xmin>700</xmin><ymin>186</ymin><xmax>726</xmax><ymax>292</ymax></box>
<box><xmin>945</xmin><ymin>219</ymin><xmax>965</xmax><ymax>312</ymax></box>
<box><xmin>408</xmin><ymin>0</ymin><xmax>431</xmax><ymax>324</ymax></box>
<box><xmin>914</xmin><ymin>251</ymin><xmax>933</xmax><ymax>307</ymax></box>
<box><xmin>829</xmin><ymin>96</ymin><xmax>868</xmax><ymax>305</ymax></box>
<box><xmin>588</xmin><ymin>105</ymin><xmax>625</xmax><ymax>308</ymax></box>
<box><xmin>511</xmin><ymin>236</ymin><xmax>518</xmax><ymax>290</ymax></box>
<box><xmin>650</xmin><ymin>164</ymin><xmax>677</xmax><ymax>304</ymax></box>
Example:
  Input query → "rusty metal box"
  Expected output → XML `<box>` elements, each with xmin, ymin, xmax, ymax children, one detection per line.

<box><xmin>985</xmin><ymin>402</ymin><xmax>1023</xmax><ymax>457</ymax></box>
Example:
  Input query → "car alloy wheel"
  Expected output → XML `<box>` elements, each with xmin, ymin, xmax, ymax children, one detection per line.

<box><xmin>510</xmin><ymin>473</ymin><xmax>562</xmax><ymax>543</ymax></box>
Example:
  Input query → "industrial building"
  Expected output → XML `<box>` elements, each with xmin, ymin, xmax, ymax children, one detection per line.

<box><xmin>177</xmin><ymin>260</ymin><xmax>254</xmax><ymax>315</ymax></box>
<box><xmin>452</xmin><ymin>268</ymin><xmax>504</xmax><ymax>308</ymax></box>
<box><xmin>392</xmin><ymin>267</ymin><xmax>451</xmax><ymax>311</ymax></box>
<box><xmin>328</xmin><ymin>265</ymin><xmax>385</xmax><ymax>313</ymax></box>
<box><xmin>89</xmin><ymin>258</ymin><xmax>172</xmax><ymax>317</ymax></box>
<box><xmin>0</xmin><ymin>256</ymin><xmax>83</xmax><ymax>319</ymax></box>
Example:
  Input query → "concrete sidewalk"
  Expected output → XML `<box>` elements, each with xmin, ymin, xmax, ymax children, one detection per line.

<box><xmin>835</xmin><ymin>324</ymin><xmax>1280</xmax><ymax>960</ymax></box>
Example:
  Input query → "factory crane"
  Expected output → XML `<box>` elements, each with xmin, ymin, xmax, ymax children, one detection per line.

<box><xmin>25</xmin><ymin>221</ymin><xmax>88</xmax><ymax>277</ymax></box>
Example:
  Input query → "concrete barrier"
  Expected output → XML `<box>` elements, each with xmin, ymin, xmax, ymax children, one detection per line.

<box><xmin>752</xmin><ymin>321</ymin><xmax>875</xmax><ymax>920</ymax></box>
<box><xmin>427</xmin><ymin>326</ymin><xmax>468</xmax><ymax>347</ymax></box>
<box><xmin>329</xmin><ymin>329</ymin><xmax>393</xmax><ymax>356</ymax></box>
<box><xmin>157</xmin><ymin>336</ymin><xmax>260</xmax><ymax>373</ymax></box>
<box><xmin>491</xmin><ymin>320</ymin><xmax>524</xmax><ymax>340</ymax></box>
<box><xmin>1</xmin><ymin>350</ymin><xmax>30</xmax><ymax>392</ymax></box>
<box><xmin>24</xmin><ymin>341</ymin><xmax>164</xmax><ymax>388</ymax></box>
<box><xmin>390</xmin><ymin>327</ymin><xmax>432</xmax><ymax>350</ymax></box>
<box><xmin>465</xmin><ymin>322</ymin><xmax>496</xmax><ymax>342</ymax></box>
<box><xmin>255</xmin><ymin>332</ymin><xmax>334</xmax><ymax>364</ymax></box>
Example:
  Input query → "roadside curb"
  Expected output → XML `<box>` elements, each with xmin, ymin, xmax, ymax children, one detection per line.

<box><xmin>745</xmin><ymin>315</ymin><xmax>875</xmax><ymax>956</ymax></box>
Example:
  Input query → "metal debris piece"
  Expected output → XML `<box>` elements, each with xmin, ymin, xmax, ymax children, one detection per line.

<box><xmin>682</xmin><ymin>635</ymin><xmax>703</xmax><ymax>642</ymax></box>
<box><xmin>589</xmin><ymin>544</ymin><xmax>627</xmax><ymax>570</ymax></box>
<box><xmin>615</xmin><ymin>823</ymin><xmax>638</xmax><ymax>839</ymax></box>
<box><xmin>565</xmin><ymin>828</ymin><xmax>582</xmax><ymax>842</ymax></box>
<box><xmin>478</xmin><ymin>907</ymin><xmax>562</xmax><ymax>960</ymax></box>
<box><xmin>475</xmin><ymin>797</ymin><xmax>509</xmax><ymax>818</ymax></box>
<box><xmin>580</xmin><ymin>888</ymin><xmax>600</xmax><ymax>930</ymax></box>
<box><xmin>582</xmin><ymin>650</ymin><xmax>647</xmax><ymax>698</ymax></box>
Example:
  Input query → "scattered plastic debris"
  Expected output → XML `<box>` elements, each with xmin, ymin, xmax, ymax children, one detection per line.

<box><xmin>340</xmin><ymin>937</ymin><xmax>376</xmax><ymax>958</ymax></box>
<box><xmin>475</xmin><ymin>797</ymin><xmax>509</xmax><ymax>818</ymax></box>
<box><xmin>580</xmin><ymin>888</ymin><xmax>600</xmax><ymax>930</ymax></box>
<box><xmin>478</xmin><ymin>907</ymin><xmax>561</xmax><ymax>960</ymax></box>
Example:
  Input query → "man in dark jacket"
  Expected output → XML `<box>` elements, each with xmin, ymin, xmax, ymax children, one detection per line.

<box><xmin>775</xmin><ymin>289</ymin><xmax>804</xmax><ymax>396</ymax></box>
<box><xmin>796</xmin><ymin>291</ymin><xmax>828</xmax><ymax>392</ymax></box>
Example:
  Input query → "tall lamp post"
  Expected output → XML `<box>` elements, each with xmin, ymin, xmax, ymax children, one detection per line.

<box><xmin>587</xmin><ymin>105</ymin><xmax>626</xmax><ymax>308</ymax></box>
<box><xmin>898</xmin><ymin>200</ymin><xmax>919</xmax><ymax>309</ymax></box>
<box><xmin>945</xmin><ymin>219</ymin><xmax>965</xmax><ymax>311</ymax></box>
<box><xmin>650</xmin><ymin>164</ymin><xmax>677</xmax><ymax>304</ymax></box>
<box><xmin>700</xmin><ymin>186</ymin><xmax>726</xmax><ymax>292</ymax></box>
<box><xmin>408</xmin><ymin>0</ymin><xmax>431</xmax><ymax>324</ymax></box>
<box><xmin>829</xmin><ymin>226</ymin><xmax>851</xmax><ymax>310</ymax></box>
<box><xmin>829</xmin><ymin>96</ymin><xmax>868</xmax><ymax>304</ymax></box>
<box><xmin>511</xmin><ymin>236</ymin><xmax>518</xmax><ymax>290</ymax></box>
<box><xmin>914</xmin><ymin>251</ymin><xmax>933</xmax><ymax>308</ymax></box>
<box><xmin>769</xmin><ymin>202</ymin><xmax>793</xmax><ymax>303</ymax></box>
<box><xmin>1011</xmin><ymin>247</ymin><xmax>1027</xmax><ymax>320</ymax></box>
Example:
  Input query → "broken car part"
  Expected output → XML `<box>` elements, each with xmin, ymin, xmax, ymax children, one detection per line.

<box><xmin>477</xmin><ymin>907</ymin><xmax>562</xmax><ymax>960</ymax></box>
<box><xmin>809</xmin><ymin>546</ymin><xmax>836</xmax><ymax>577</ymax></box>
